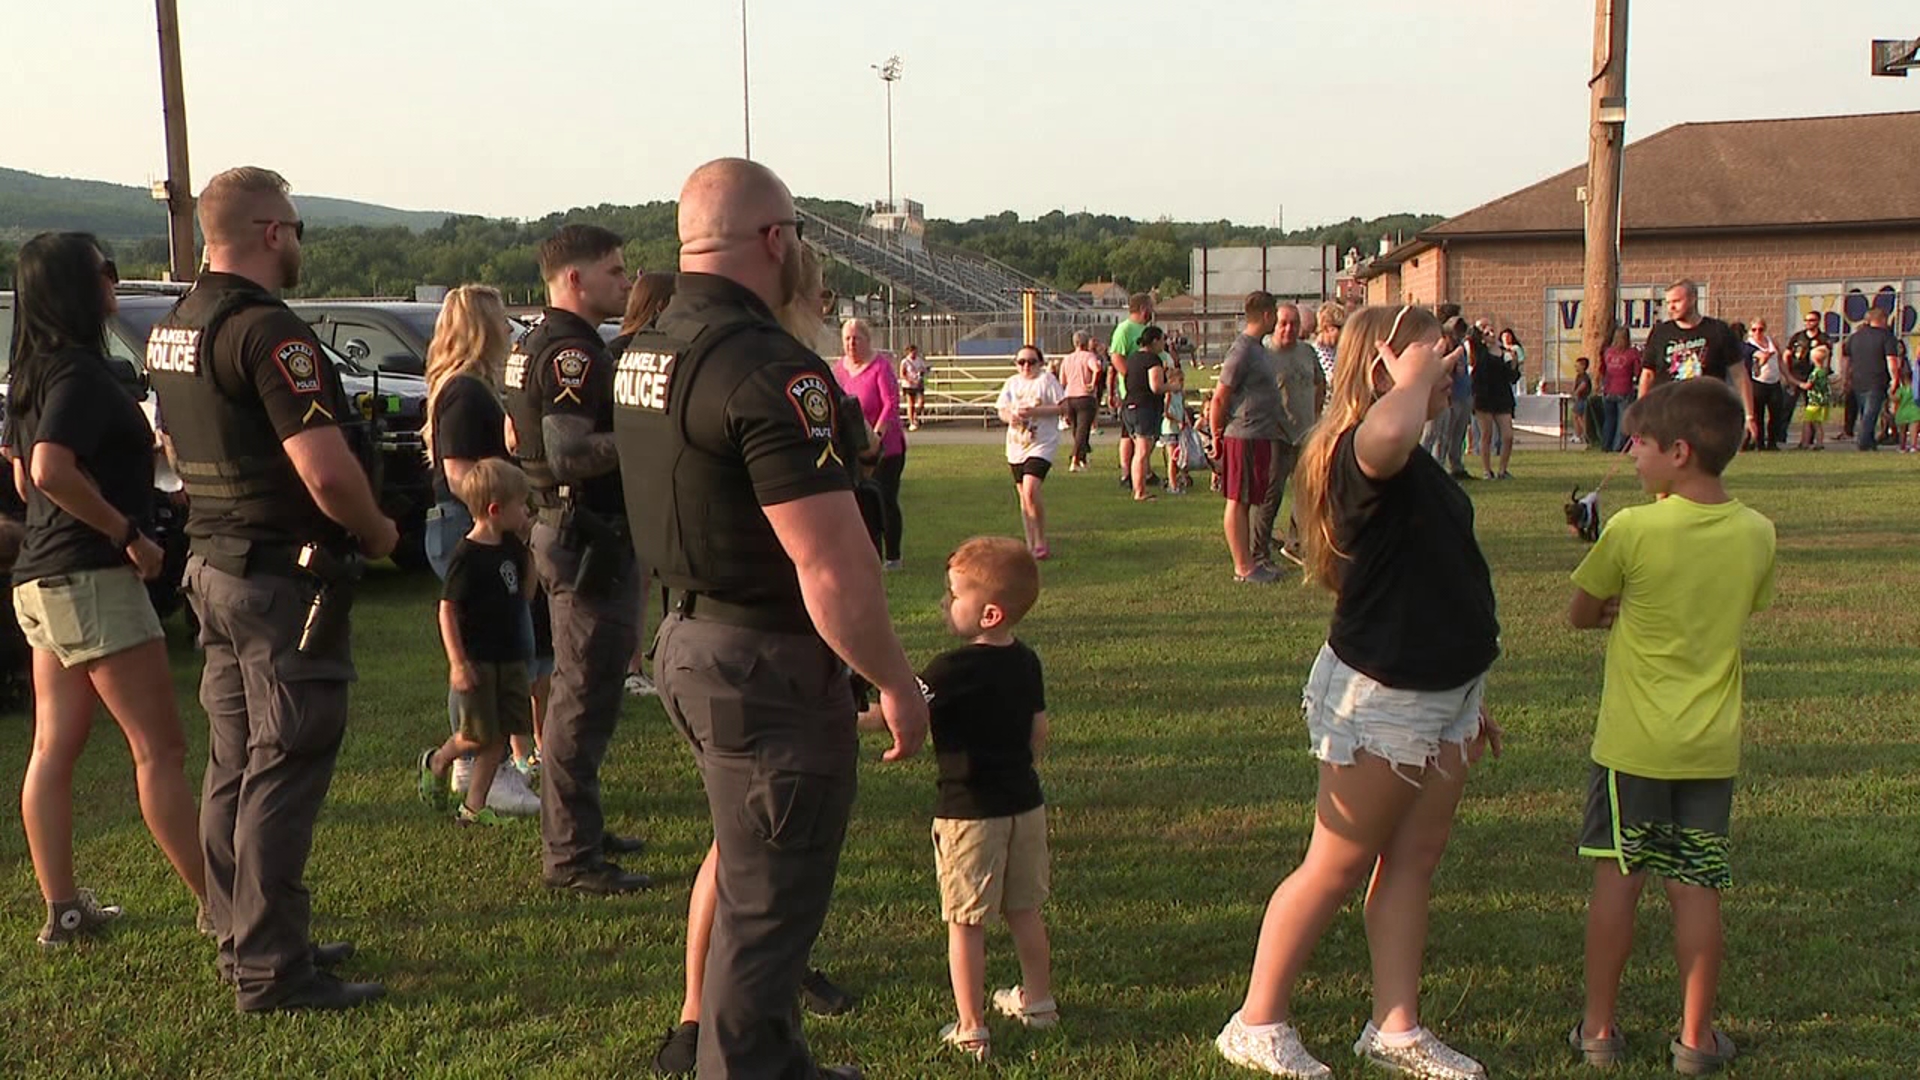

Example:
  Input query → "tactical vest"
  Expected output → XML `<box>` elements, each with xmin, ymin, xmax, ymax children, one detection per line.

<box><xmin>504</xmin><ymin>309</ymin><xmax>601</xmax><ymax>509</ymax></box>
<box><xmin>146</xmin><ymin>281</ymin><xmax>329</xmax><ymax>544</ymax></box>
<box><xmin>612</xmin><ymin>305</ymin><xmax>785</xmax><ymax>599</ymax></box>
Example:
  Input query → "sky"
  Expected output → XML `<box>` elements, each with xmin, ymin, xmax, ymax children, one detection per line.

<box><xmin>6</xmin><ymin>0</ymin><xmax>1919</xmax><ymax>229</ymax></box>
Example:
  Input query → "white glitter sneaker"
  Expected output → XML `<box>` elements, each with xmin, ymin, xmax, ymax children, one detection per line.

<box><xmin>1215</xmin><ymin>1011</ymin><xmax>1332</xmax><ymax>1078</ymax></box>
<box><xmin>1353</xmin><ymin>1022</ymin><xmax>1486</xmax><ymax>1079</ymax></box>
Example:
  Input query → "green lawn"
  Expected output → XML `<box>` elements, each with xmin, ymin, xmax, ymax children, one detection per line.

<box><xmin>2</xmin><ymin>442</ymin><xmax>1916</xmax><ymax>1079</ymax></box>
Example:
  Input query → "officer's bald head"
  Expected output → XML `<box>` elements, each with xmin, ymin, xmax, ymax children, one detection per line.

<box><xmin>678</xmin><ymin>158</ymin><xmax>802</xmax><ymax>314</ymax></box>
<box><xmin>199</xmin><ymin>166</ymin><xmax>295</xmax><ymax>251</ymax></box>
<box><xmin>678</xmin><ymin>158</ymin><xmax>794</xmax><ymax>257</ymax></box>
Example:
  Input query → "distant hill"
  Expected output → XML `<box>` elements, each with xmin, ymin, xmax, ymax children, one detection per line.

<box><xmin>0</xmin><ymin>166</ymin><xmax>450</xmax><ymax>241</ymax></box>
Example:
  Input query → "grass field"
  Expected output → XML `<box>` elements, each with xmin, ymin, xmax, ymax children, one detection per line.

<box><xmin>2</xmin><ymin>441</ymin><xmax>1917</xmax><ymax>1079</ymax></box>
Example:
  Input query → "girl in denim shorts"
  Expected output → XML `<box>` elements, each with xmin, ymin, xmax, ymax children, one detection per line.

<box><xmin>1216</xmin><ymin>305</ymin><xmax>1505</xmax><ymax>1080</ymax></box>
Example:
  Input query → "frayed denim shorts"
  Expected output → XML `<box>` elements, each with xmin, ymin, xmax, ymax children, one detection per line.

<box><xmin>1302</xmin><ymin>643</ymin><xmax>1485</xmax><ymax>782</ymax></box>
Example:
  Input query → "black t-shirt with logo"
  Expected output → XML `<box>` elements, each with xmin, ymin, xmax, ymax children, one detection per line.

<box><xmin>442</xmin><ymin>533</ymin><xmax>532</xmax><ymax>663</ymax></box>
<box><xmin>1844</xmin><ymin>325</ymin><xmax>1898</xmax><ymax>394</ymax></box>
<box><xmin>1640</xmin><ymin>317</ymin><xmax>1742</xmax><ymax>385</ymax></box>
<box><xmin>5</xmin><ymin>349</ymin><xmax>156</xmax><ymax>584</ymax></box>
<box><xmin>1326</xmin><ymin>428</ymin><xmax>1500</xmax><ymax>690</ymax></box>
<box><xmin>925</xmin><ymin>640</ymin><xmax>1047</xmax><ymax>819</ymax></box>
<box><xmin>1786</xmin><ymin>329</ymin><xmax>1827</xmax><ymax>383</ymax></box>
<box><xmin>430</xmin><ymin>374</ymin><xmax>509</xmax><ymax>502</ymax></box>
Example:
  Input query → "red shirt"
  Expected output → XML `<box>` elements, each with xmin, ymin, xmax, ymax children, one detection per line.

<box><xmin>1600</xmin><ymin>346</ymin><xmax>1640</xmax><ymax>396</ymax></box>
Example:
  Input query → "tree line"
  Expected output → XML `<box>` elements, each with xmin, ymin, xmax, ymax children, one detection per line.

<box><xmin>1</xmin><ymin>199</ymin><xmax>1438</xmax><ymax>304</ymax></box>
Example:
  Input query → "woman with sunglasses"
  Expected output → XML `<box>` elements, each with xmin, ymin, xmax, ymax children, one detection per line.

<box><xmin>5</xmin><ymin>232</ymin><xmax>206</xmax><ymax>947</ymax></box>
<box><xmin>995</xmin><ymin>345</ymin><xmax>1066</xmax><ymax>558</ymax></box>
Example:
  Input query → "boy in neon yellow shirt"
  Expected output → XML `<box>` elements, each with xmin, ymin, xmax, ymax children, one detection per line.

<box><xmin>1565</xmin><ymin>379</ymin><xmax>1776</xmax><ymax>1076</ymax></box>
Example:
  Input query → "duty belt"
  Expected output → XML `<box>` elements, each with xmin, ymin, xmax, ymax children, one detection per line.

<box><xmin>670</xmin><ymin>590</ymin><xmax>815</xmax><ymax>635</ymax></box>
<box><xmin>190</xmin><ymin>538</ymin><xmax>307</xmax><ymax>580</ymax></box>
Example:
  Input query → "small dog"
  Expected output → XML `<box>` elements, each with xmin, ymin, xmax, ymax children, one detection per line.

<box><xmin>1565</xmin><ymin>487</ymin><xmax>1602</xmax><ymax>542</ymax></box>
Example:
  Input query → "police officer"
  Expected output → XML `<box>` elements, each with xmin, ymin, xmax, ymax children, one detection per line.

<box><xmin>148</xmin><ymin>167</ymin><xmax>397</xmax><ymax>1012</ymax></box>
<box><xmin>504</xmin><ymin>224</ymin><xmax>651</xmax><ymax>894</ymax></box>
<box><xmin>614</xmin><ymin>158</ymin><xmax>929</xmax><ymax>1080</ymax></box>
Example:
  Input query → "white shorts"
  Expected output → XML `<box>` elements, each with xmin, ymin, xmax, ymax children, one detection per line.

<box><xmin>1302</xmin><ymin>643</ymin><xmax>1484</xmax><ymax>781</ymax></box>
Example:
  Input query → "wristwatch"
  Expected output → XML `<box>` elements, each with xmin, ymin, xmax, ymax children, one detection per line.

<box><xmin>120</xmin><ymin>520</ymin><xmax>142</xmax><ymax>548</ymax></box>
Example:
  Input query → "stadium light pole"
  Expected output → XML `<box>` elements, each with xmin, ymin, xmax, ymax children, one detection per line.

<box><xmin>872</xmin><ymin>56</ymin><xmax>903</xmax><ymax>207</ymax></box>
<box><xmin>740</xmin><ymin>0</ymin><xmax>752</xmax><ymax>158</ymax></box>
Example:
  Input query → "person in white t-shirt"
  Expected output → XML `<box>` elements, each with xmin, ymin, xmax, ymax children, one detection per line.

<box><xmin>996</xmin><ymin>344</ymin><xmax>1067</xmax><ymax>559</ymax></box>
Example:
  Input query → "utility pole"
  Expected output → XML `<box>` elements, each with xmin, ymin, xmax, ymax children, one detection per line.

<box><xmin>153</xmin><ymin>0</ymin><xmax>196</xmax><ymax>283</ymax></box>
<box><xmin>1581</xmin><ymin>0</ymin><xmax>1628</xmax><ymax>384</ymax></box>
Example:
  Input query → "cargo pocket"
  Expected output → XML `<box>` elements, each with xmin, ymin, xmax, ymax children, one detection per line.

<box><xmin>737</xmin><ymin>766</ymin><xmax>844</xmax><ymax>853</ymax></box>
<box><xmin>268</xmin><ymin>647</ymin><xmax>352</xmax><ymax>756</ymax></box>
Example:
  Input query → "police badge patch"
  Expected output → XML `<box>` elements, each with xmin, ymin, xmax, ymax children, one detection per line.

<box><xmin>274</xmin><ymin>340</ymin><xmax>323</xmax><ymax>395</ymax></box>
<box><xmin>552</xmin><ymin>348</ymin><xmax>592</xmax><ymax>404</ymax></box>
<box><xmin>785</xmin><ymin>373</ymin><xmax>836</xmax><ymax>441</ymax></box>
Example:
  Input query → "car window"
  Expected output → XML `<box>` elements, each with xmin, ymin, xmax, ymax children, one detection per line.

<box><xmin>331</xmin><ymin>318</ymin><xmax>414</xmax><ymax>371</ymax></box>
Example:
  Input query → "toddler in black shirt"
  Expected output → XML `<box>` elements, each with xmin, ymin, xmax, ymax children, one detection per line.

<box><xmin>922</xmin><ymin>536</ymin><xmax>1056</xmax><ymax>1060</ymax></box>
<box><xmin>416</xmin><ymin>459</ymin><xmax>535</xmax><ymax>826</ymax></box>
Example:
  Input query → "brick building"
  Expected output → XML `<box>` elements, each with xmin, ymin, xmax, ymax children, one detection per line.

<box><xmin>1356</xmin><ymin>110</ymin><xmax>1920</xmax><ymax>387</ymax></box>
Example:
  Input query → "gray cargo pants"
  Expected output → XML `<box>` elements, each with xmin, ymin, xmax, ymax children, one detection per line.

<box><xmin>655</xmin><ymin>612</ymin><xmax>859</xmax><ymax>1080</ymax></box>
<box><xmin>187</xmin><ymin>555</ymin><xmax>354</xmax><ymax>1010</ymax></box>
<box><xmin>1249</xmin><ymin>439</ymin><xmax>1302</xmax><ymax>567</ymax></box>
<box><xmin>532</xmin><ymin>522</ymin><xmax>641</xmax><ymax>876</ymax></box>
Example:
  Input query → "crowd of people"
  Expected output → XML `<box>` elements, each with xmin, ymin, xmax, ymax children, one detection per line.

<box><xmin>3</xmin><ymin>158</ymin><xmax>1862</xmax><ymax>1080</ymax></box>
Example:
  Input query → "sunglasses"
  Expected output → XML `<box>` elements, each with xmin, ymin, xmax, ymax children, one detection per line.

<box><xmin>1016</xmin><ymin>357</ymin><xmax>1040</xmax><ymax>366</ymax></box>
<box><xmin>100</xmin><ymin>258</ymin><xmax>119</xmax><ymax>284</ymax></box>
<box><xmin>759</xmin><ymin>218</ymin><xmax>804</xmax><ymax>242</ymax></box>
<box><xmin>253</xmin><ymin>217</ymin><xmax>306</xmax><ymax>241</ymax></box>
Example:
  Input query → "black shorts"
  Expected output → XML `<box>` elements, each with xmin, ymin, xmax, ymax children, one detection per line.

<box><xmin>1009</xmin><ymin>458</ymin><xmax>1052</xmax><ymax>482</ymax></box>
<box><xmin>903</xmin><ymin>385</ymin><xmax>924</xmax><ymax>401</ymax></box>
<box><xmin>1579</xmin><ymin>764</ymin><xmax>1733</xmax><ymax>889</ymax></box>
<box><xmin>1125</xmin><ymin>400</ymin><xmax>1164</xmax><ymax>440</ymax></box>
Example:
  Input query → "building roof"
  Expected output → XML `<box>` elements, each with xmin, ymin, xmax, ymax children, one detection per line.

<box><xmin>1079</xmin><ymin>280</ymin><xmax>1129</xmax><ymax>299</ymax></box>
<box><xmin>1428</xmin><ymin>110</ymin><xmax>1920</xmax><ymax>239</ymax></box>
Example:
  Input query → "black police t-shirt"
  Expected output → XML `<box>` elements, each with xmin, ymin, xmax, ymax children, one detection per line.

<box><xmin>6</xmin><ymin>349</ymin><xmax>156</xmax><ymax>584</ymax></box>
<box><xmin>1325</xmin><ymin>428</ymin><xmax>1500</xmax><ymax>690</ymax></box>
<box><xmin>522</xmin><ymin>311</ymin><xmax>623</xmax><ymax>517</ymax></box>
<box><xmin>430</xmin><ymin>374</ymin><xmax>508</xmax><ymax>502</ymax></box>
<box><xmin>442</xmin><ymin>533</ymin><xmax>531</xmax><ymax>664</ymax></box>
<box><xmin>1844</xmin><ymin>325</ymin><xmax>1897</xmax><ymax>394</ymax></box>
<box><xmin>925</xmin><ymin>640</ymin><xmax>1047</xmax><ymax>820</ymax></box>
<box><xmin>1641</xmin><ymin>317</ymin><xmax>1742</xmax><ymax>385</ymax></box>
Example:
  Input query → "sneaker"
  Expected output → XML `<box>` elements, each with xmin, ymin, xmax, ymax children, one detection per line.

<box><xmin>881</xmin><ymin>559</ymin><xmax>903</xmax><ymax>572</ymax></box>
<box><xmin>939</xmin><ymin>1021</ymin><xmax>991</xmax><ymax>1062</ymax></box>
<box><xmin>651</xmin><ymin>1020</ymin><xmax>699</xmax><ymax>1075</ymax></box>
<box><xmin>624</xmin><ymin>672</ymin><xmax>658</xmax><ymax>697</ymax></box>
<box><xmin>800</xmin><ymin>968</ymin><xmax>857</xmax><ymax>1015</ymax></box>
<box><xmin>449</xmin><ymin>756</ymin><xmax>474</xmax><ymax>796</ymax></box>
<box><xmin>1215</xmin><ymin>1012</ymin><xmax>1331</xmax><ymax>1078</ymax></box>
<box><xmin>990</xmin><ymin>985</ymin><xmax>1059</xmax><ymax>1029</ymax></box>
<box><xmin>1235</xmin><ymin>565</ymin><xmax>1282</xmax><ymax>584</ymax></box>
<box><xmin>417</xmin><ymin>748</ymin><xmax>448</xmax><ymax>810</ymax></box>
<box><xmin>1497</xmin><ymin>470</ymin><xmax>1513</xmax><ymax>481</ymax></box>
<box><xmin>196</xmin><ymin>904</ymin><xmax>217</xmax><ymax>938</ymax></box>
<box><xmin>1482</xmin><ymin>471</ymin><xmax>1496</xmax><ymax>481</ymax></box>
<box><xmin>37</xmin><ymin>888</ymin><xmax>125</xmax><ymax>949</ymax></box>
<box><xmin>1353</xmin><ymin>1022</ymin><xmax>1485</xmax><ymax>1079</ymax></box>
<box><xmin>456</xmin><ymin>804</ymin><xmax>517</xmax><ymax>827</ymax></box>
<box><xmin>487</xmin><ymin>768</ymin><xmax>541</xmax><ymax>816</ymax></box>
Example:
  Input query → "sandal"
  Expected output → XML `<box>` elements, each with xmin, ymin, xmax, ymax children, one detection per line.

<box><xmin>939</xmin><ymin>1021</ymin><xmax>991</xmax><ymax>1062</ymax></box>
<box><xmin>1568</xmin><ymin>1021</ymin><xmax>1626</xmax><ymax>1068</ymax></box>
<box><xmin>992</xmin><ymin>985</ymin><xmax>1059</xmax><ymax>1030</ymax></box>
<box><xmin>1031</xmin><ymin>545</ymin><xmax>1050</xmax><ymax>561</ymax></box>
<box><xmin>1670</xmin><ymin>1030</ymin><xmax>1735</xmax><ymax>1075</ymax></box>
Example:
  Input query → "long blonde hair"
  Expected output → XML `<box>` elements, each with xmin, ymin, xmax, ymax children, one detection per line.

<box><xmin>1291</xmin><ymin>303</ymin><xmax>1443</xmax><ymax>592</ymax></box>
<box><xmin>421</xmin><ymin>285</ymin><xmax>510</xmax><ymax>463</ymax></box>
<box><xmin>778</xmin><ymin>246</ymin><xmax>834</xmax><ymax>354</ymax></box>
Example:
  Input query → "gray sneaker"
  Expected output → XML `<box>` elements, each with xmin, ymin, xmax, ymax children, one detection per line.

<box><xmin>1235</xmin><ymin>565</ymin><xmax>1283</xmax><ymax>584</ymax></box>
<box><xmin>1215</xmin><ymin>1011</ymin><xmax>1332</xmax><ymax>1078</ymax></box>
<box><xmin>1353</xmin><ymin>1023</ymin><xmax>1485</xmax><ymax>1079</ymax></box>
<box><xmin>37</xmin><ymin>888</ymin><xmax>124</xmax><ymax>949</ymax></box>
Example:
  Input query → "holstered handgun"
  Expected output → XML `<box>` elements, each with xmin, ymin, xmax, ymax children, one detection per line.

<box><xmin>296</xmin><ymin>542</ymin><xmax>363</xmax><ymax>655</ymax></box>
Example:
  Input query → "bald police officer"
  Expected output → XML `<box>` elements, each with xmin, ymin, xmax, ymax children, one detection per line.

<box><xmin>503</xmin><ymin>225</ymin><xmax>651</xmax><ymax>893</ymax></box>
<box><xmin>148</xmin><ymin>167</ymin><xmax>396</xmax><ymax>1012</ymax></box>
<box><xmin>614</xmin><ymin>158</ymin><xmax>928</xmax><ymax>1080</ymax></box>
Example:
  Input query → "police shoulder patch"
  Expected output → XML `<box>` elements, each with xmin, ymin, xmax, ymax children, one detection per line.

<box><xmin>552</xmin><ymin>348</ymin><xmax>593</xmax><ymax>390</ymax></box>
<box><xmin>273</xmin><ymin>339</ymin><xmax>322</xmax><ymax>395</ymax></box>
<box><xmin>785</xmin><ymin>373</ymin><xmax>836</xmax><ymax>442</ymax></box>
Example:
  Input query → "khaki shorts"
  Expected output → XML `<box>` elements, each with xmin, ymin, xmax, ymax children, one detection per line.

<box><xmin>932</xmin><ymin>806</ymin><xmax>1050</xmax><ymax>925</ymax></box>
<box><xmin>13</xmin><ymin>565</ymin><xmax>163</xmax><ymax>668</ymax></box>
<box><xmin>454</xmin><ymin>660</ymin><xmax>533</xmax><ymax>743</ymax></box>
